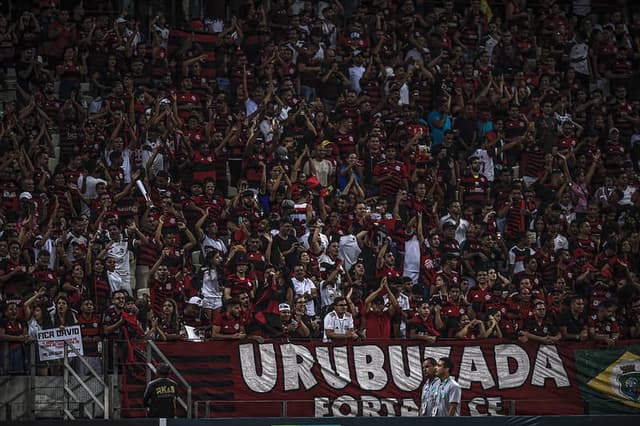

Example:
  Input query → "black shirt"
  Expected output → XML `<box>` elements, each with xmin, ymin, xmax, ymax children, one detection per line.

<box><xmin>556</xmin><ymin>310</ymin><xmax>588</xmax><ymax>336</ymax></box>
<box><xmin>144</xmin><ymin>377</ymin><xmax>178</xmax><ymax>418</ymax></box>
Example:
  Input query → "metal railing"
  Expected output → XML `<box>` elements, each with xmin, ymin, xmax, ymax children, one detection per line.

<box><xmin>62</xmin><ymin>341</ymin><xmax>109</xmax><ymax>420</ymax></box>
<box><xmin>193</xmin><ymin>398</ymin><xmax>519</xmax><ymax>418</ymax></box>
<box><xmin>145</xmin><ymin>340</ymin><xmax>192</xmax><ymax>418</ymax></box>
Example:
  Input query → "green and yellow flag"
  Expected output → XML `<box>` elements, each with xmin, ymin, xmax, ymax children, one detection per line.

<box><xmin>576</xmin><ymin>345</ymin><xmax>640</xmax><ymax>414</ymax></box>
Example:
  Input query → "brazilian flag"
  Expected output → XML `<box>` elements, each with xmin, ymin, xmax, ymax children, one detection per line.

<box><xmin>575</xmin><ymin>345</ymin><xmax>640</xmax><ymax>414</ymax></box>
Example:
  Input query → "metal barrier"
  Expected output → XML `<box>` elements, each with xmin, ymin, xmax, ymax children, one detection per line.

<box><xmin>145</xmin><ymin>340</ymin><xmax>192</xmax><ymax>418</ymax></box>
<box><xmin>0</xmin><ymin>340</ymin><xmax>113</xmax><ymax>420</ymax></box>
<box><xmin>62</xmin><ymin>341</ymin><xmax>109</xmax><ymax>420</ymax></box>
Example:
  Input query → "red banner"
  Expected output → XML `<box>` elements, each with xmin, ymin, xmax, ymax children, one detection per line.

<box><xmin>148</xmin><ymin>340</ymin><xmax>640</xmax><ymax>417</ymax></box>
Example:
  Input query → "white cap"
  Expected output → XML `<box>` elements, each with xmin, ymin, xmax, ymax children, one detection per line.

<box><xmin>19</xmin><ymin>192</ymin><xmax>32</xmax><ymax>200</ymax></box>
<box><xmin>187</xmin><ymin>296</ymin><xmax>203</xmax><ymax>307</ymax></box>
<box><xmin>278</xmin><ymin>303</ymin><xmax>291</xmax><ymax>312</ymax></box>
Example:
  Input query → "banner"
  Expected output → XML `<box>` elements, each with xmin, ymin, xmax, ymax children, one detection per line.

<box><xmin>36</xmin><ymin>326</ymin><xmax>84</xmax><ymax>361</ymax></box>
<box><xmin>147</xmin><ymin>340</ymin><xmax>640</xmax><ymax>417</ymax></box>
<box><xmin>575</xmin><ymin>344</ymin><xmax>640</xmax><ymax>414</ymax></box>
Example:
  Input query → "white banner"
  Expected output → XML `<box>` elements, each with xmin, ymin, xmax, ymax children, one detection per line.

<box><xmin>37</xmin><ymin>326</ymin><xmax>84</xmax><ymax>361</ymax></box>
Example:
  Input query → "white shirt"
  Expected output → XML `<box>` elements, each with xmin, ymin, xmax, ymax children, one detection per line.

<box><xmin>471</xmin><ymin>148</ymin><xmax>495</xmax><ymax>182</ymax></box>
<box><xmin>291</xmin><ymin>277</ymin><xmax>317</xmax><ymax>316</ymax></box>
<box><xmin>299</xmin><ymin>231</ymin><xmax>329</xmax><ymax>252</ymax></box>
<box><xmin>323</xmin><ymin>310</ymin><xmax>354</xmax><ymax>342</ymax></box>
<box><xmin>439</xmin><ymin>214</ymin><xmax>470</xmax><ymax>244</ymax></box>
<box><xmin>320</xmin><ymin>281</ymin><xmax>340</xmax><ymax>309</ymax></box>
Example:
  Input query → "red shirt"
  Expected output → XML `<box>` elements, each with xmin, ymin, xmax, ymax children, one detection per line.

<box><xmin>212</xmin><ymin>311</ymin><xmax>244</xmax><ymax>335</ymax></box>
<box><xmin>363</xmin><ymin>310</ymin><xmax>392</xmax><ymax>340</ymax></box>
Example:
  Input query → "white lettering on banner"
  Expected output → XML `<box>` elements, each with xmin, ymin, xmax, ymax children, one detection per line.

<box><xmin>468</xmin><ymin>397</ymin><xmax>505</xmax><ymax>416</ymax></box>
<box><xmin>423</xmin><ymin>346</ymin><xmax>452</xmax><ymax>362</ymax></box>
<box><xmin>353</xmin><ymin>346</ymin><xmax>387</xmax><ymax>391</ymax></box>
<box><xmin>495</xmin><ymin>344</ymin><xmax>530</xmax><ymax>389</ymax></box>
<box><xmin>239</xmin><ymin>343</ymin><xmax>571</xmax><ymax>397</ymax></box>
<box><xmin>458</xmin><ymin>346</ymin><xmax>496</xmax><ymax>390</ymax></box>
<box><xmin>388</xmin><ymin>345</ymin><xmax>422</xmax><ymax>391</ymax></box>
<box><xmin>400</xmin><ymin>398</ymin><xmax>420</xmax><ymax>415</ymax></box>
<box><xmin>333</xmin><ymin>395</ymin><xmax>358</xmax><ymax>417</ymax></box>
<box><xmin>239</xmin><ymin>344</ymin><xmax>277</xmax><ymax>392</ymax></box>
<box><xmin>532</xmin><ymin>345</ymin><xmax>570</xmax><ymax>387</ymax></box>
<box><xmin>315</xmin><ymin>395</ymin><xmax>420</xmax><ymax>416</ymax></box>
<box><xmin>315</xmin><ymin>397</ymin><xmax>331</xmax><ymax>417</ymax></box>
<box><xmin>316</xmin><ymin>346</ymin><xmax>350</xmax><ymax>389</ymax></box>
<box><xmin>361</xmin><ymin>395</ymin><xmax>381</xmax><ymax>416</ymax></box>
<box><xmin>36</xmin><ymin>326</ymin><xmax>84</xmax><ymax>361</ymax></box>
<box><xmin>281</xmin><ymin>344</ymin><xmax>317</xmax><ymax>391</ymax></box>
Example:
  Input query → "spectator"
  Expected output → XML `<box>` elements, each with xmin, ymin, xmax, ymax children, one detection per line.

<box><xmin>211</xmin><ymin>299</ymin><xmax>247</xmax><ymax>340</ymax></box>
<box><xmin>0</xmin><ymin>0</ymin><xmax>638</xmax><ymax>374</ymax></box>
<box><xmin>558</xmin><ymin>296</ymin><xmax>589</xmax><ymax>341</ymax></box>
<box><xmin>0</xmin><ymin>302</ymin><xmax>28</xmax><ymax>374</ymax></box>
<box><xmin>520</xmin><ymin>301</ymin><xmax>561</xmax><ymax>344</ymax></box>
<box><xmin>407</xmin><ymin>300</ymin><xmax>443</xmax><ymax>343</ymax></box>
<box><xmin>323</xmin><ymin>296</ymin><xmax>358</xmax><ymax>342</ymax></box>
<box><xmin>76</xmin><ymin>298</ymin><xmax>103</xmax><ymax>375</ymax></box>
<box><xmin>588</xmin><ymin>301</ymin><xmax>620</xmax><ymax>347</ymax></box>
<box><xmin>363</xmin><ymin>277</ymin><xmax>399</xmax><ymax>340</ymax></box>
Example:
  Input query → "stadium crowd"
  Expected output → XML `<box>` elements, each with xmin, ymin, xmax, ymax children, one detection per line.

<box><xmin>1</xmin><ymin>0</ymin><xmax>640</xmax><ymax>376</ymax></box>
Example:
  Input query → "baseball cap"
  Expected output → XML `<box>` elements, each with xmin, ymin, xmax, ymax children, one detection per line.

<box><xmin>20</xmin><ymin>192</ymin><xmax>33</xmax><ymax>200</ymax></box>
<box><xmin>278</xmin><ymin>303</ymin><xmax>291</xmax><ymax>312</ymax></box>
<box><xmin>187</xmin><ymin>296</ymin><xmax>203</xmax><ymax>307</ymax></box>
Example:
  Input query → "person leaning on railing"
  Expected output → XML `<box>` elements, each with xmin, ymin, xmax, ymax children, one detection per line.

<box><xmin>0</xmin><ymin>301</ymin><xmax>29</xmax><ymax>374</ymax></box>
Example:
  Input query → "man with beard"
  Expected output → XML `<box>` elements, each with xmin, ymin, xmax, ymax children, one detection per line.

<box><xmin>211</xmin><ymin>299</ymin><xmax>247</xmax><ymax>340</ymax></box>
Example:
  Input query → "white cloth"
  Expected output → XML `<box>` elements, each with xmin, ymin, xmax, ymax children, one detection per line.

<box><xmin>348</xmin><ymin>65</ymin><xmax>366</xmax><ymax>93</ymax></box>
<box><xmin>403</xmin><ymin>235</ymin><xmax>421</xmax><ymax>284</ymax></box>
<box><xmin>201</xmin><ymin>267</ymin><xmax>222</xmax><ymax>299</ymax></box>
<box><xmin>107</xmin><ymin>241</ymin><xmax>132</xmax><ymax>294</ymax></box>
<box><xmin>338</xmin><ymin>234</ymin><xmax>361</xmax><ymax>272</ymax></box>
<box><xmin>569</xmin><ymin>42</ymin><xmax>590</xmax><ymax>75</ymax></box>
